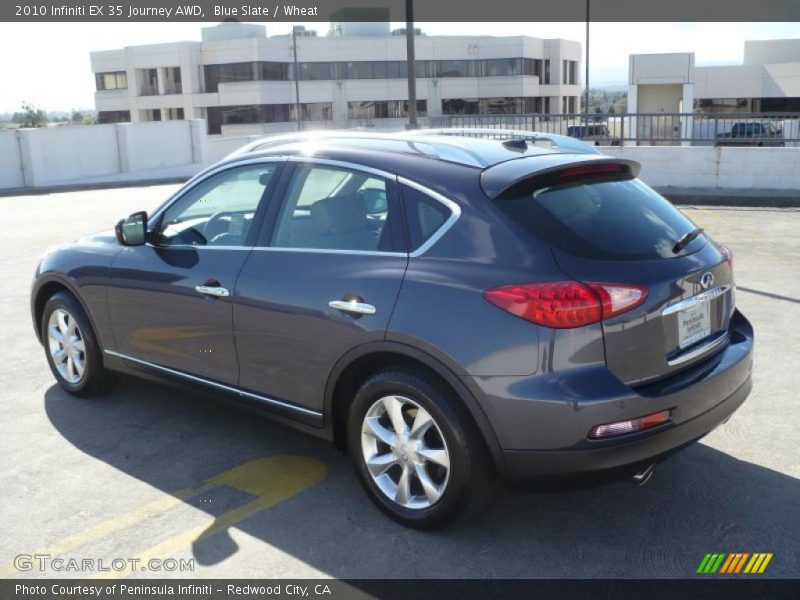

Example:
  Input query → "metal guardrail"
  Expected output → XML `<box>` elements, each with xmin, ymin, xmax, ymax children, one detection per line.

<box><xmin>429</xmin><ymin>113</ymin><xmax>800</xmax><ymax>146</ymax></box>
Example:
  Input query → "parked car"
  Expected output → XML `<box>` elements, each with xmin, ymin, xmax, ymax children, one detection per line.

<box><xmin>32</xmin><ymin>129</ymin><xmax>753</xmax><ymax>529</ymax></box>
<box><xmin>567</xmin><ymin>124</ymin><xmax>621</xmax><ymax>146</ymax></box>
<box><xmin>715</xmin><ymin>121</ymin><xmax>785</xmax><ymax>147</ymax></box>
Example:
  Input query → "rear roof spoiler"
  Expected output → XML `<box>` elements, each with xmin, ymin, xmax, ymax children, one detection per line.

<box><xmin>480</xmin><ymin>155</ymin><xmax>641</xmax><ymax>199</ymax></box>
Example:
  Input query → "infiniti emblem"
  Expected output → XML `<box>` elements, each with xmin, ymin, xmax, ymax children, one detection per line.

<box><xmin>700</xmin><ymin>272</ymin><xmax>714</xmax><ymax>289</ymax></box>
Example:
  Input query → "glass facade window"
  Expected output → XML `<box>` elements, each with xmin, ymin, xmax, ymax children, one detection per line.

<box><xmin>385</xmin><ymin>61</ymin><xmax>404</xmax><ymax>78</ymax></box>
<box><xmin>442</xmin><ymin>97</ymin><xmax>545</xmax><ymax>115</ymax></box>
<box><xmin>372</xmin><ymin>61</ymin><xmax>387</xmax><ymax>79</ymax></box>
<box><xmin>202</xmin><ymin>57</ymin><xmax>563</xmax><ymax>88</ymax></box>
<box><xmin>563</xmin><ymin>60</ymin><xmax>577</xmax><ymax>85</ymax></box>
<box><xmin>96</xmin><ymin>71</ymin><xmax>127</xmax><ymax>91</ymax></box>
<box><xmin>97</xmin><ymin>110</ymin><xmax>131</xmax><ymax>123</ymax></box>
<box><xmin>345</xmin><ymin>61</ymin><xmax>374</xmax><ymax>79</ymax></box>
<box><xmin>298</xmin><ymin>62</ymin><xmax>335</xmax><ymax>81</ymax></box>
<box><xmin>258</xmin><ymin>62</ymin><xmax>290</xmax><ymax>81</ymax></box>
<box><xmin>436</xmin><ymin>60</ymin><xmax>470</xmax><ymax>78</ymax></box>
<box><xmin>296</xmin><ymin>102</ymin><xmax>333</xmax><ymax>121</ymax></box>
<box><xmin>348</xmin><ymin>100</ymin><xmax>427</xmax><ymax>119</ymax></box>
<box><xmin>441</xmin><ymin>98</ymin><xmax>481</xmax><ymax>115</ymax></box>
<box><xmin>204</xmin><ymin>63</ymin><xmax>254</xmax><ymax>93</ymax></box>
<box><xmin>482</xmin><ymin>58</ymin><xmax>522</xmax><ymax>77</ymax></box>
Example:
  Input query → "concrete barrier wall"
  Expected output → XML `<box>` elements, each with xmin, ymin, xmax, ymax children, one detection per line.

<box><xmin>4</xmin><ymin>124</ymin><xmax>800</xmax><ymax>194</ymax></box>
<box><xmin>0</xmin><ymin>130</ymin><xmax>24</xmax><ymax>188</ymax></box>
<box><xmin>207</xmin><ymin>135</ymin><xmax>263</xmax><ymax>164</ymax></box>
<box><xmin>0</xmin><ymin>119</ymin><xmax>208</xmax><ymax>190</ymax></box>
<box><xmin>602</xmin><ymin>146</ymin><xmax>800</xmax><ymax>190</ymax></box>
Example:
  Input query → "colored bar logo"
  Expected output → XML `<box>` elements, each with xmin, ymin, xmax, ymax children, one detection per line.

<box><xmin>696</xmin><ymin>552</ymin><xmax>773</xmax><ymax>574</ymax></box>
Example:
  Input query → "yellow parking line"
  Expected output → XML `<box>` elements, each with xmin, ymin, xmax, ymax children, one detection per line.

<box><xmin>100</xmin><ymin>456</ymin><xmax>328</xmax><ymax>578</ymax></box>
<box><xmin>0</xmin><ymin>455</ymin><xmax>326</xmax><ymax>578</ymax></box>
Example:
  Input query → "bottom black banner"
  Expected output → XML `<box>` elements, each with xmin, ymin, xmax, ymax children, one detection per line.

<box><xmin>3</xmin><ymin>579</ymin><xmax>800</xmax><ymax>600</ymax></box>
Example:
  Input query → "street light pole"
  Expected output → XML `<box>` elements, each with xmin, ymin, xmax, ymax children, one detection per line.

<box><xmin>405</xmin><ymin>0</ymin><xmax>419</xmax><ymax>129</ymax></box>
<box><xmin>584</xmin><ymin>0</ymin><xmax>590</xmax><ymax>115</ymax></box>
<box><xmin>292</xmin><ymin>26</ymin><xmax>302</xmax><ymax>131</ymax></box>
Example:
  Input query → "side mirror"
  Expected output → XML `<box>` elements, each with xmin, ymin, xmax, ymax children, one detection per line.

<box><xmin>115</xmin><ymin>211</ymin><xmax>148</xmax><ymax>246</ymax></box>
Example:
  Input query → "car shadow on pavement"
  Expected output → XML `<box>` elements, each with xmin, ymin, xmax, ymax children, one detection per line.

<box><xmin>44</xmin><ymin>377</ymin><xmax>800</xmax><ymax>579</ymax></box>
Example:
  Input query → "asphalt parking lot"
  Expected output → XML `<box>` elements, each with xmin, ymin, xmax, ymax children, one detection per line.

<box><xmin>1</xmin><ymin>185</ymin><xmax>798</xmax><ymax>579</ymax></box>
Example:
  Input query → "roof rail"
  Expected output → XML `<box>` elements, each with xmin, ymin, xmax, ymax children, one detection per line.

<box><xmin>410</xmin><ymin>128</ymin><xmax>603</xmax><ymax>155</ymax></box>
<box><xmin>223</xmin><ymin>130</ymin><xmax>378</xmax><ymax>160</ymax></box>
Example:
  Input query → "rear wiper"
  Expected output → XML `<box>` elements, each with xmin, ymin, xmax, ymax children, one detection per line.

<box><xmin>672</xmin><ymin>227</ymin><xmax>704</xmax><ymax>254</ymax></box>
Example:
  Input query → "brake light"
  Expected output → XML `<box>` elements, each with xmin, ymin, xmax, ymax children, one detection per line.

<box><xmin>556</xmin><ymin>163</ymin><xmax>628</xmax><ymax>179</ymax></box>
<box><xmin>718</xmin><ymin>242</ymin><xmax>734</xmax><ymax>268</ymax></box>
<box><xmin>588</xmin><ymin>409</ymin><xmax>671</xmax><ymax>439</ymax></box>
<box><xmin>483</xmin><ymin>282</ymin><xmax>647</xmax><ymax>329</ymax></box>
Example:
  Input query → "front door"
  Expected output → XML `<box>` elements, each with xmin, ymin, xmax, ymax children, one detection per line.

<box><xmin>233</xmin><ymin>160</ymin><xmax>408</xmax><ymax>412</ymax></box>
<box><xmin>106</xmin><ymin>161</ymin><xmax>282</xmax><ymax>385</ymax></box>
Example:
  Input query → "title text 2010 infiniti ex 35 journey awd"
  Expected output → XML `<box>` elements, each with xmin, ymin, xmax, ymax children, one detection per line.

<box><xmin>31</xmin><ymin>130</ymin><xmax>754</xmax><ymax>529</ymax></box>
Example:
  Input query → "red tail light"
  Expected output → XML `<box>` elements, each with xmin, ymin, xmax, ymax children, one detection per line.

<box><xmin>483</xmin><ymin>281</ymin><xmax>647</xmax><ymax>329</ymax></box>
<box><xmin>718</xmin><ymin>242</ymin><xmax>734</xmax><ymax>268</ymax></box>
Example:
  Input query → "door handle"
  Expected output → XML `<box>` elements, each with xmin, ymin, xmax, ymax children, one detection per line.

<box><xmin>195</xmin><ymin>285</ymin><xmax>230</xmax><ymax>297</ymax></box>
<box><xmin>328</xmin><ymin>300</ymin><xmax>376</xmax><ymax>316</ymax></box>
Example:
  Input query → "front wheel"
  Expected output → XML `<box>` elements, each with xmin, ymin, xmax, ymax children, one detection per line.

<box><xmin>348</xmin><ymin>369</ymin><xmax>494</xmax><ymax>529</ymax></box>
<box><xmin>42</xmin><ymin>291</ymin><xmax>114</xmax><ymax>397</ymax></box>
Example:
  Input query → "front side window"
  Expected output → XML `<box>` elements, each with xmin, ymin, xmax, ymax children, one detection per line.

<box><xmin>156</xmin><ymin>164</ymin><xmax>278</xmax><ymax>247</ymax></box>
<box><xmin>271</xmin><ymin>165</ymin><xmax>396</xmax><ymax>252</ymax></box>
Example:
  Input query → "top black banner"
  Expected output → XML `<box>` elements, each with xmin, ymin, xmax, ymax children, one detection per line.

<box><xmin>3</xmin><ymin>0</ymin><xmax>800</xmax><ymax>22</ymax></box>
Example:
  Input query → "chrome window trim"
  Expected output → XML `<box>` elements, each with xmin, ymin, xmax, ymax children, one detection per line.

<box><xmin>252</xmin><ymin>247</ymin><xmax>406</xmax><ymax>257</ymax></box>
<box><xmin>104</xmin><ymin>349</ymin><xmax>322</xmax><ymax>418</ymax></box>
<box><xmin>284</xmin><ymin>155</ymin><xmax>397</xmax><ymax>181</ymax></box>
<box><xmin>661</xmin><ymin>285</ymin><xmax>732</xmax><ymax>316</ymax></box>
<box><xmin>667</xmin><ymin>332</ymin><xmax>729</xmax><ymax>367</ymax></box>
<box><xmin>149</xmin><ymin>156</ymin><xmax>461</xmax><ymax>258</ymax></box>
<box><xmin>399</xmin><ymin>177</ymin><xmax>462</xmax><ymax>258</ymax></box>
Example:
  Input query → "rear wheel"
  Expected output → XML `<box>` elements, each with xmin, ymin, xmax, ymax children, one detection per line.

<box><xmin>348</xmin><ymin>369</ymin><xmax>494</xmax><ymax>529</ymax></box>
<box><xmin>42</xmin><ymin>291</ymin><xmax>114</xmax><ymax>396</ymax></box>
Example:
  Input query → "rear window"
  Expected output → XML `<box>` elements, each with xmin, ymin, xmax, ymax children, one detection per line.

<box><xmin>496</xmin><ymin>177</ymin><xmax>704</xmax><ymax>260</ymax></box>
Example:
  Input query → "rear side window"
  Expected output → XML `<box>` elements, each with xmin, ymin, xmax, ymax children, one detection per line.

<box><xmin>401</xmin><ymin>185</ymin><xmax>451</xmax><ymax>252</ymax></box>
<box><xmin>496</xmin><ymin>177</ymin><xmax>703</xmax><ymax>260</ymax></box>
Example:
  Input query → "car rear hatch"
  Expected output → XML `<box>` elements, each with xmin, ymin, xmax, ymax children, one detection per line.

<box><xmin>483</xmin><ymin>156</ymin><xmax>735</xmax><ymax>386</ymax></box>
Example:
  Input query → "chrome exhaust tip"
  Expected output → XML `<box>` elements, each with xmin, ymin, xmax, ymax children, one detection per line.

<box><xmin>630</xmin><ymin>463</ymin><xmax>656</xmax><ymax>486</ymax></box>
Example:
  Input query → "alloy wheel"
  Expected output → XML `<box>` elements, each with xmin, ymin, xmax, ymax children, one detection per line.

<box><xmin>360</xmin><ymin>395</ymin><xmax>451</xmax><ymax>509</ymax></box>
<box><xmin>47</xmin><ymin>308</ymin><xmax>86</xmax><ymax>384</ymax></box>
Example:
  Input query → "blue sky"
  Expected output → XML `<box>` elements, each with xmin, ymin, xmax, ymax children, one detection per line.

<box><xmin>0</xmin><ymin>21</ymin><xmax>798</xmax><ymax>112</ymax></box>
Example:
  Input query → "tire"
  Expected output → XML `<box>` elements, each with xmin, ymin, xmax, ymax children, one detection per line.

<box><xmin>347</xmin><ymin>368</ymin><xmax>495</xmax><ymax>529</ymax></box>
<box><xmin>41</xmin><ymin>291</ymin><xmax>114</xmax><ymax>397</ymax></box>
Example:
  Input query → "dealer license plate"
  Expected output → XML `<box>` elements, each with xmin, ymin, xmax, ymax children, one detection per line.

<box><xmin>677</xmin><ymin>301</ymin><xmax>711</xmax><ymax>349</ymax></box>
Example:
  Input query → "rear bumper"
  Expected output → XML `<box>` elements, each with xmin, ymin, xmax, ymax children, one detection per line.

<box><xmin>471</xmin><ymin>309</ymin><xmax>754</xmax><ymax>480</ymax></box>
<box><xmin>500</xmin><ymin>373</ymin><xmax>750</xmax><ymax>479</ymax></box>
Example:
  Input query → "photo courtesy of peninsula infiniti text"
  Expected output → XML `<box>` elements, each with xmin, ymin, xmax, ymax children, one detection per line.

<box><xmin>31</xmin><ymin>129</ymin><xmax>754</xmax><ymax>529</ymax></box>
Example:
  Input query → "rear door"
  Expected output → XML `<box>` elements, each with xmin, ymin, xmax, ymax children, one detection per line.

<box><xmin>232</xmin><ymin>159</ymin><xmax>408</xmax><ymax>416</ymax></box>
<box><xmin>493</xmin><ymin>170</ymin><xmax>734</xmax><ymax>386</ymax></box>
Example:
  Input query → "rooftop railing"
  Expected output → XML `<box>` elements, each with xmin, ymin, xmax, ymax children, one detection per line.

<box><xmin>428</xmin><ymin>113</ymin><xmax>800</xmax><ymax>146</ymax></box>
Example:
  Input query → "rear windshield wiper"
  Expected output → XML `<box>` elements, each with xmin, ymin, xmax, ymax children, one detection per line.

<box><xmin>672</xmin><ymin>227</ymin><xmax>704</xmax><ymax>254</ymax></box>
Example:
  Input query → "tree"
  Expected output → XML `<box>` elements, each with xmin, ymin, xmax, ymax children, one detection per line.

<box><xmin>82</xmin><ymin>115</ymin><xmax>95</xmax><ymax>126</ymax></box>
<box><xmin>13</xmin><ymin>102</ymin><xmax>48</xmax><ymax>128</ymax></box>
<box><xmin>71</xmin><ymin>110</ymin><xmax>84</xmax><ymax>123</ymax></box>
